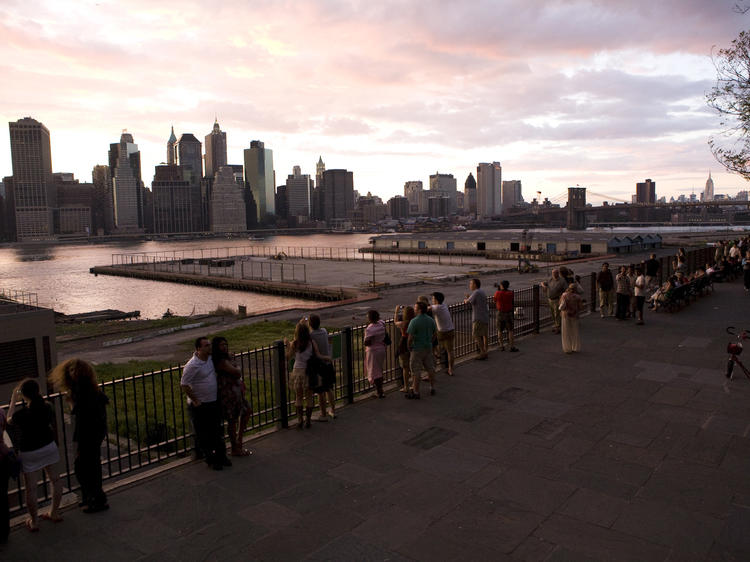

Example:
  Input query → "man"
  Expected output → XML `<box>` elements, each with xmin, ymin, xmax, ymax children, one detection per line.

<box><xmin>541</xmin><ymin>269</ymin><xmax>566</xmax><ymax>333</ymax></box>
<box><xmin>464</xmin><ymin>278</ymin><xmax>489</xmax><ymax>359</ymax></box>
<box><xmin>493</xmin><ymin>280</ymin><xmax>518</xmax><ymax>352</ymax></box>
<box><xmin>615</xmin><ymin>265</ymin><xmax>631</xmax><ymax>320</ymax></box>
<box><xmin>181</xmin><ymin>336</ymin><xmax>230</xmax><ymax>470</ymax></box>
<box><xmin>430</xmin><ymin>292</ymin><xmax>455</xmax><ymax>375</ymax></box>
<box><xmin>644</xmin><ymin>253</ymin><xmax>660</xmax><ymax>292</ymax></box>
<box><xmin>596</xmin><ymin>262</ymin><xmax>615</xmax><ymax>318</ymax></box>
<box><xmin>406</xmin><ymin>301</ymin><xmax>437</xmax><ymax>398</ymax></box>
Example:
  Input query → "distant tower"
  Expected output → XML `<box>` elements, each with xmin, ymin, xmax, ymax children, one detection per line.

<box><xmin>464</xmin><ymin>173</ymin><xmax>477</xmax><ymax>217</ymax></box>
<box><xmin>109</xmin><ymin>132</ymin><xmax>144</xmax><ymax>231</ymax></box>
<box><xmin>704</xmin><ymin>172</ymin><xmax>714</xmax><ymax>202</ymax></box>
<box><xmin>636</xmin><ymin>179</ymin><xmax>656</xmax><ymax>204</ymax></box>
<box><xmin>285</xmin><ymin>165</ymin><xmax>312</xmax><ymax>218</ymax></box>
<box><xmin>476</xmin><ymin>162</ymin><xmax>502</xmax><ymax>218</ymax></box>
<box><xmin>167</xmin><ymin>126</ymin><xmax>177</xmax><ymax>165</ymax></box>
<box><xmin>316</xmin><ymin>156</ymin><xmax>325</xmax><ymax>188</ymax></box>
<box><xmin>566</xmin><ymin>187</ymin><xmax>587</xmax><ymax>230</ymax></box>
<box><xmin>244</xmin><ymin>140</ymin><xmax>275</xmax><ymax>221</ymax></box>
<box><xmin>9</xmin><ymin>117</ymin><xmax>54</xmax><ymax>239</ymax></box>
<box><xmin>204</xmin><ymin>118</ymin><xmax>227</xmax><ymax>179</ymax></box>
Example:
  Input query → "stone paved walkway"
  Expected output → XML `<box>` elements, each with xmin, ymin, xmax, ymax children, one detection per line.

<box><xmin>4</xmin><ymin>279</ymin><xmax>750</xmax><ymax>561</ymax></box>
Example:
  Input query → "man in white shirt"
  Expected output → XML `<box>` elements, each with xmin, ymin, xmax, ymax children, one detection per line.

<box><xmin>181</xmin><ymin>336</ymin><xmax>230</xmax><ymax>471</ymax></box>
<box><xmin>431</xmin><ymin>292</ymin><xmax>455</xmax><ymax>376</ymax></box>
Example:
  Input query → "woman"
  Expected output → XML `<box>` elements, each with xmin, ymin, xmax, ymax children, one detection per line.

<box><xmin>394</xmin><ymin>305</ymin><xmax>416</xmax><ymax>392</ymax></box>
<box><xmin>615</xmin><ymin>265</ymin><xmax>630</xmax><ymax>320</ymax></box>
<box><xmin>559</xmin><ymin>283</ymin><xmax>583</xmax><ymax>354</ymax></box>
<box><xmin>285</xmin><ymin>321</ymin><xmax>329</xmax><ymax>429</ymax></box>
<box><xmin>49</xmin><ymin>359</ymin><xmax>109</xmax><ymax>514</ymax></box>
<box><xmin>364</xmin><ymin>309</ymin><xmax>387</xmax><ymax>398</ymax></box>
<box><xmin>633</xmin><ymin>267</ymin><xmax>646</xmax><ymax>325</ymax></box>
<box><xmin>309</xmin><ymin>314</ymin><xmax>336</xmax><ymax>421</ymax></box>
<box><xmin>212</xmin><ymin>337</ymin><xmax>252</xmax><ymax>457</ymax></box>
<box><xmin>7</xmin><ymin>378</ymin><xmax>62</xmax><ymax>531</ymax></box>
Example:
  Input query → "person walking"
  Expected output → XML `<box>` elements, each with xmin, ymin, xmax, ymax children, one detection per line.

<box><xmin>559</xmin><ymin>284</ymin><xmax>583</xmax><ymax>354</ymax></box>
<box><xmin>7</xmin><ymin>379</ymin><xmax>63</xmax><ymax>530</ymax></box>
<box><xmin>406</xmin><ymin>301</ymin><xmax>437</xmax><ymax>399</ymax></box>
<box><xmin>309</xmin><ymin>314</ymin><xmax>336</xmax><ymax>420</ymax></box>
<box><xmin>212</xmin><ymin>337</ymin><xmax>252</xmax><ymax>457</ymax></box>
<box><xmin>49</xmin><ymin>359</ymin><xmax>110</xmax><ymax>513</ymax></box>
<box><xmin>493</xmin><ymin>280</ymin><xmax>518</xmax><ymax>352</ymax></box>
<box><xmin>394</xmin><ymin>305</ymin><xmax>416</xmax><ymax>391</ymax></box>
<box><xmin>430</xmin><ymin>292</ymin><xmax>456</xmax><ymax>375</ymax></box>
<box><xmin>541</xmin><ymin>269</ymin><xmax>567</xmax><ymax>333</ymax></box>
<box><xmin>364</xmin><ymin>309</ymin><xmax>388</xmax><ymax>398</ymax></box>
<box><xmin>285</xmin><ymin>321</ymin><xmax>330</xmax><ymax>427</ymax></box>
<box><xmin>615</xmin><ymin>266</ymin><xmax>631</xmax><ymax>320</ymax></box>
<box><xmin>464</xmin><ymin>278</ymin><xmax>489</xmax><ymax>359</ymax></box>
<box><xmin>180</xmin><ymin>337</ymin><xmax>230</xmax><ymax>469</ymax></box>
<box><xmin>596</xmin><ymin>262</ymin><xmax>615</xmax><ymax>318</ymax></box>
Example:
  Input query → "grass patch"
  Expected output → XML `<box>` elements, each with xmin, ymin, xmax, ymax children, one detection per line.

<box><xmin>96</xmin><ymin>360</ymin><xmax>177</xmax><ymax>382</ymax></box>
<box><xmin>56</xmin><ymin>316</ymin><xmax>203</xmax><ymax>340</ymax></box>
<box><xmin>177</xmin><ymin>320</ymin><xmax>298</xmax><ymax>356</ymax></box>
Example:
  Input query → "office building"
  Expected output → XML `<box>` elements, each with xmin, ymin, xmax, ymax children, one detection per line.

<box><xmin>53</xmin><ymin>173</ymin><xmax>93</xmax><ymax>235</ymax></box>
<box><xmin>152</xmin><ymin>164</ymin><xmax>193</xmax><ymax>233</ymax></box>
<box><xmin>204</xmin><ymin>119</ymin><xmax>227</xmax><ymax>179</ymax></box>
<box><xmin>388</xmin><ymin>195</ymin><xmax>410</xmax><ymax>219</ymax></box>
<box><xmin>464</xmin><ymin>173</ymin><xmax>477</xmax><ymax>216</ymax></box>
<box><xmin>429</xmin><ymin>172</ymin><xmax>457</xmax><ymax>214</ymax></box>
<box><xmin>109</xmin><ymin>132</ymin><xmax>144</xmax><ymax>231</ymax></box>
<box><xmin>285</xmin><ymin>165</ymin><xmax>312</xmax><ymax>218</ymax></box>
<box><xmin>316</xmin><ymin>156</ymin><xmax>325</xmax><ymax>188</ymax></box>
<box><xmin>9</xmin><ymin>117</ymin><xmax>55</xmax><ymax>240</ymax></box>
<box><xmin>167</xmin><ymin>126</ymin><xmax>177</xmax><ymax>165</ymax></box>
<box><xmin>210</xmin><ymin>166</ymin><xmax>246</xmax><ymax>232</ymax></box>
<box><xmin>476</xmin><ymin>162</ymin><xmax>502</xmax><ymax>218</ymax></box>
<box><xmin>0</xmin><ymin>177</ymin><xmax>15</xmax><ymax>241</ymax></box>
<box><xmin>91</xmin><ymin>165</ymin><xmax>115</xmax><ymax>234</ymax></box>
<box><xmin>404</xmin><ymin>180</ymin><xmax>423</xmax><ymax>215</ymax></box>
<box><xmin>704</xmin><ymin>172</ymin><xmax>714</xmax><ymax>202</ymax></box>
<box><xmin>244</xmin><ymin>140</ymin><xmax>275</xmax><ymax>221</ymax></box>
<box><xmin>175</xmin><ymin>133</ymin><xmax>203</xmax><ymax>184</ymax></box>
<box><xmin>501</xmin><ymin>180</ymin><xmax>523</xmax><ymax>212</ymax></box>
<box><xmin>636</xmin><ymin>178</ymin><xmax>656</xmax><ymax>204</ymax></box>
<box><xmin>428</xmin><ymin>195</ymin><xmax>450</xmax><ymax>218</ymax></box>
<box><xmin>320</xmin><ymin>169</ymin><xmax>354</xmax><ymax>222</ymax></box>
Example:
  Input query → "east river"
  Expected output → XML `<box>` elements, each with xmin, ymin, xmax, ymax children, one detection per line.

<box><xmin>0</xmin><ymin>233</ymin><xmax>373</xmax><ymax>319</ymax></box>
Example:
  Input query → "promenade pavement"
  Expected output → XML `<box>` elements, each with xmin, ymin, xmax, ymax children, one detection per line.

<box><xmin>5</xmin><ymin>279</ymin><xmax>750</xmax><ymax>561</ymax></box>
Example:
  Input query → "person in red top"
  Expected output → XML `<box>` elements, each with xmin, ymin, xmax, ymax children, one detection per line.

<box><xmin>493</xmin><ymin>280</ymin><xmax>519</xmax><ymax>352</ymax></box>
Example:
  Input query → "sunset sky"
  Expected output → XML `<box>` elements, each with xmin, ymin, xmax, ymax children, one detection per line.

<box><xmin>1</xmin><ymin>0</ymin><xmax>749</xmax><ymax>203</ymax></box>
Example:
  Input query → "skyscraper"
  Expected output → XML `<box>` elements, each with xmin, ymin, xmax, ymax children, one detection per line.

<box><xmin>210</xmin><ymin>166</ymin><xmax>246</xmax><ymax>232</ymax></box>
<box><xmin>704</xmin><ymin>172</ymin><xmax>714</xmax><ymax>201</ymax></box>
<box><xmin>476</xmin><ymin>162</ymin><xmax>502</xmax><ymax>218</ymax></box>
<box><xmin>109</xmin><ymin>132</ymin><xmax>144</xmax><ymax>231</ymax></box>
<box><xmin>167</xmin><ymin>126</ymin><xmax>177</xmax><ymax>165</ymax></box>
<box><xmin>152</xmin><ymin>164</ymin><xmax>193</xmax><ymax>233</ymax></box>
<box><xmin>636</xmin><ymin>179</ymin><xmax>656</xmax><ymax>204</ymax></box>
<box><xmin>285</xmin><ymin>165</ymin><xmax>312</xmax><ymax>218</ymax></box>
<box><xmin>175</xmin><ymin>133</ymin><xmax>203</xmax><ymax>184</ymax></box>
<box><xmin>204</xmin><ymin>119</ymin><xmax>227</xmax><ymax>179</ymax></box>
<box><xmin>316</xmin><ymin>156</ymin><xmax>325</xmax><ymax>188</ymax></box>
<box><xmin>404</xmin><ymin>180</ymin><xmax>423</xmax><ymax>215</ymax></box>
<box><xmin>9</xmin><ymin>117</ymin><xmax>54</xmax><ymax>239</ymax></box>
<box><xmin>464</xmin><ymin>173</ymin><xmax>477</xmax><ymax>217</ymax></box>
<box><xmin>429</xmin><ymin>172</ymin><xmax>457</xmax><ymax>214</ymax></box>
<box><xmin>501</xmin><ymin>180</ymin><xmax>523</xmax><ymax>212</ymax></box>
<box><xmin>244</xmin><ymin>140</ymin><xmax>275</xmax><ymax>221</ymax></box>
<box><xmin>320</xmin><ymin>169</ymin><xmax>354</xmax><ymax>222</ymax></box>
<box><xmin>92</xmin><ymin>165</ymin><xmax>114</xmax><ymax>234</ymax></box>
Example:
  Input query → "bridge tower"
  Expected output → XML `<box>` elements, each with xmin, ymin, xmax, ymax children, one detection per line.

<box><xmin>567</xmin><ymin>187</ymin><xmax>587</xmax><ymax>230</ymax></box>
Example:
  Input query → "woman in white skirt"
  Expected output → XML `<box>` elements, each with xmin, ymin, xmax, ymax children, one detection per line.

<box><xmin>7</xmin><ymin>378</ymin><xmax>62</xmax><ymax>531</ymax></box>
<box><xmin>559</xmin><ymin>283</ymin><xmax>584</xmax><ymax>354</ymax></box>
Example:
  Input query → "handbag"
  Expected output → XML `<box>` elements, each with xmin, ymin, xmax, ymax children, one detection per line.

<box><xmin>306</xmin><ymin>355</ymin><xmax>323</xmax><ymax>390</ymax></box>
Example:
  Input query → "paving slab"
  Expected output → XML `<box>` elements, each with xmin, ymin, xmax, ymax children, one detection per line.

<box><xmin>3</xmin><ymin>277</ymin><xmax>750</xmax><ymax>561</ymax></box>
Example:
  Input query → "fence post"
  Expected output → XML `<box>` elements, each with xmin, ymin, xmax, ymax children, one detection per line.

<box><xmin>342</xmin><ymin>327</ymin><xmax>355</xmax><ymax>404</ymax></box>
<box><xmin>533</xmin><ymin>284</ymin><xmax>540</xmax><ymax>333</ymax></box>
<box><xmin>273</xmin><ymin>340</ymin><xmax>289</xmax><ymax>429</ymax></box>
<box><xmin>590</xmin><ymin>271</ymin><xmax>597</xmax><ymax>313</ymax></box>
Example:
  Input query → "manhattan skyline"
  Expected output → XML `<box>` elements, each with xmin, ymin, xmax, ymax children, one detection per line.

<box><xmin>1</xmin><ymin>1</ymin><xmax>749</xmax><ymax>202</ymax></box>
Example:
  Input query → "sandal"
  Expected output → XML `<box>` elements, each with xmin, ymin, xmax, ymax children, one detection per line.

<box><xmin>41</xmin><ymin>513</ymin><xmax>64</xmax><ymax>523</ymax></box>
<box><xmin>25</xmin><ymin>519</ymin><xmax>39</xmax><ymax>532</ymax></box>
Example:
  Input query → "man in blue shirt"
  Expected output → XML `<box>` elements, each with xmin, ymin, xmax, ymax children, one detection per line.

<box><xmin>406</xmin><ymin>301</ymin><xmax>437</xmax><ymax>399</ymax></box>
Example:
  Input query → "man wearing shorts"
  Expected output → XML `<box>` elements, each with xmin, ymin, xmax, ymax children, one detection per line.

<box><xmin>430</xmin><ymin>291</ymin><xmax>455</xmax><ymax>375</ymax></box>
<box><xmin>406</xmin><ymin>301</ymin><xmax>437</xmax><ymax>399</ymax></box>
<box><xmin>493</xmin><ymin>280</ymin><xmax>519</xmax><ymax>352</ymax></box>
<box><xmin>465</xmin><ymin>278</ymin><xmax>489</xmax><ymax>360</ymax></box>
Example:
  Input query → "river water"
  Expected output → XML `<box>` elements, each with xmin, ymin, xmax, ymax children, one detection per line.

<box><xmin>0</xmin><ymin>233</ymin><xmax>373</xmax><ymax>319</ymax></box>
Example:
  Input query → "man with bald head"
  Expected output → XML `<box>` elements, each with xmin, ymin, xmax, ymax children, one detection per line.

<box><xmin>541</xmin><ymin>269</ymin><xmax>566</xmax><ymax>334</ymax></box>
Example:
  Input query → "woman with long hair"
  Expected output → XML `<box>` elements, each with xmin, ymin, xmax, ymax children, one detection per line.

<box><xmin>49</xmin><ymin>359</ymin><xmax>109</xmax><ymax>514</ymax></box>
<box><xmin>364</xmin><ymin>309</ymin><xmax>387</xmax><ymax>398</ymax></box>
<box><xmin>394</xmin><ymin>305</ymin><xmax>416</xmax><ymax>392</ymax></box>
<box><xmin>7</xmin><ymin>378</ymin><xmax>62</xmax><ymax>531</ymax></box>
<box><xmin>211</xmin><ymin>337</ymin><xmax>252</xmax><ymax>457</ymax></box>
<box><xmin>285</xmin><ymin>320</ymin><xmax>329</xmax><ymax>429</ymax></box>
<box><xmin>559</xmin><ymin>284</ymin><xmax>584</xmax><ymax>354</ymax></box>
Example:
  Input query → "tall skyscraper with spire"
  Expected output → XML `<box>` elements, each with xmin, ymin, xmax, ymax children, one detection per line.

<box><xmin>9</xmin><ymin>117</ymin><xmax>55</xmax><ymax>239</ymax></box>
<box><xmin>109</xmin><ymin>132</ymin><xmax>144</xmax><ymax>231</ymax></box>
<box><xmin>704</xmin><ymin>171</ymin><xmax>714</xmax><ymax>201</ymax></box>
<box><xmin>204</xmin><ymin>118</ymin><xmax>227</xmax><ymax>179</ymax></box>
<box><xmin>316</xmin><ymin>156</ymin><xmax>325</xmax><ymax>188</ymax></box>
<box><xmin>167</xmin><ymin>126</ymin><xmax>177</xmax><ymax>165</ymax></box>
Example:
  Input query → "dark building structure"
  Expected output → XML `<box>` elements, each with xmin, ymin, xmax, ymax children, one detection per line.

<box><xmin>1</xmin><ymin>177</ymin><xmax>16</xmax><ymax>241</ymax></box>
<box><xmin>108</xmin><ymin>133</ymin><xmax>145</xmax><ymax>231</ymax></box>
<box><xmin>204</xmin><ymin>119</ymin><xmax>227</xmax><ymax>180</ymax></box>
<box><xmin>174</xmin><ymin>133</ymin><xmax>204</xmax><ymax>231</ymax></box>
<box><xmin>464</xmin><ymin>172</ymin><xmax>477</xmax><ymax>217</ymax></box>
<box><xmin>53</xmin><ymin>173</ymin><xmax>93</xmax><ymax>235</ymax></box>
<box><xmin>388</xmin><ymin>195</ymin><xmax>410</xmax><ymax>219</ymax></box>
<box><xmin>319</xmin><ymin>169</ymin><xmax>354</xmax><ymax>223</ymax></box>
<box><xmin>9</xmin><ymin>117</ymin><xmax>55</xmax><ymax>240</ymax></box>
<box><xmin>167</xmin><ymin>126</ymin><xmax>177</xmax><ymax>165</ymax></box>
<box><xmin>566</xmin><ymin>187</ymin><xmax>587</xmax><ymax>230</ymax></box>
<box><xmin>152</xmin><ymin>165</ymin><xmax>193</xmax><ymax>233</ymax></box>
<box><xmin>275</xmin><ymin>185</ymin><xmax>288</xmax><ymax>220</ymax></box>
<box><xmin>636</xmin><ymin>178</ymin><xmax>656</xmax><ymax>204</ymax></box>
<box><xmin>91</xmin><ymin>165</ymin><xmax>115</xmax><ymax>234</ymax></box>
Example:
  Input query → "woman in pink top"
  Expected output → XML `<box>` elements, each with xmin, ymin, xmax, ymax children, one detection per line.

<box><xmin>364</xmin><ymin>309</ymin><xmax>387</xmax><ymax>398</ymax></box>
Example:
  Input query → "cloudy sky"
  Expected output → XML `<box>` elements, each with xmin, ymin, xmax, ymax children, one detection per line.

<box><xmin>1</xmin><ymin>0</ymin><xmax>748</xmax><ymax>203</ymax></box>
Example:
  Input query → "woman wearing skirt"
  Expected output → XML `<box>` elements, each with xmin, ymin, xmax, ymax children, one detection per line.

<box><xmin>559</xmin><ymin>284</ymin><xmax>583</xmax><ymax>354</ymax></box>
